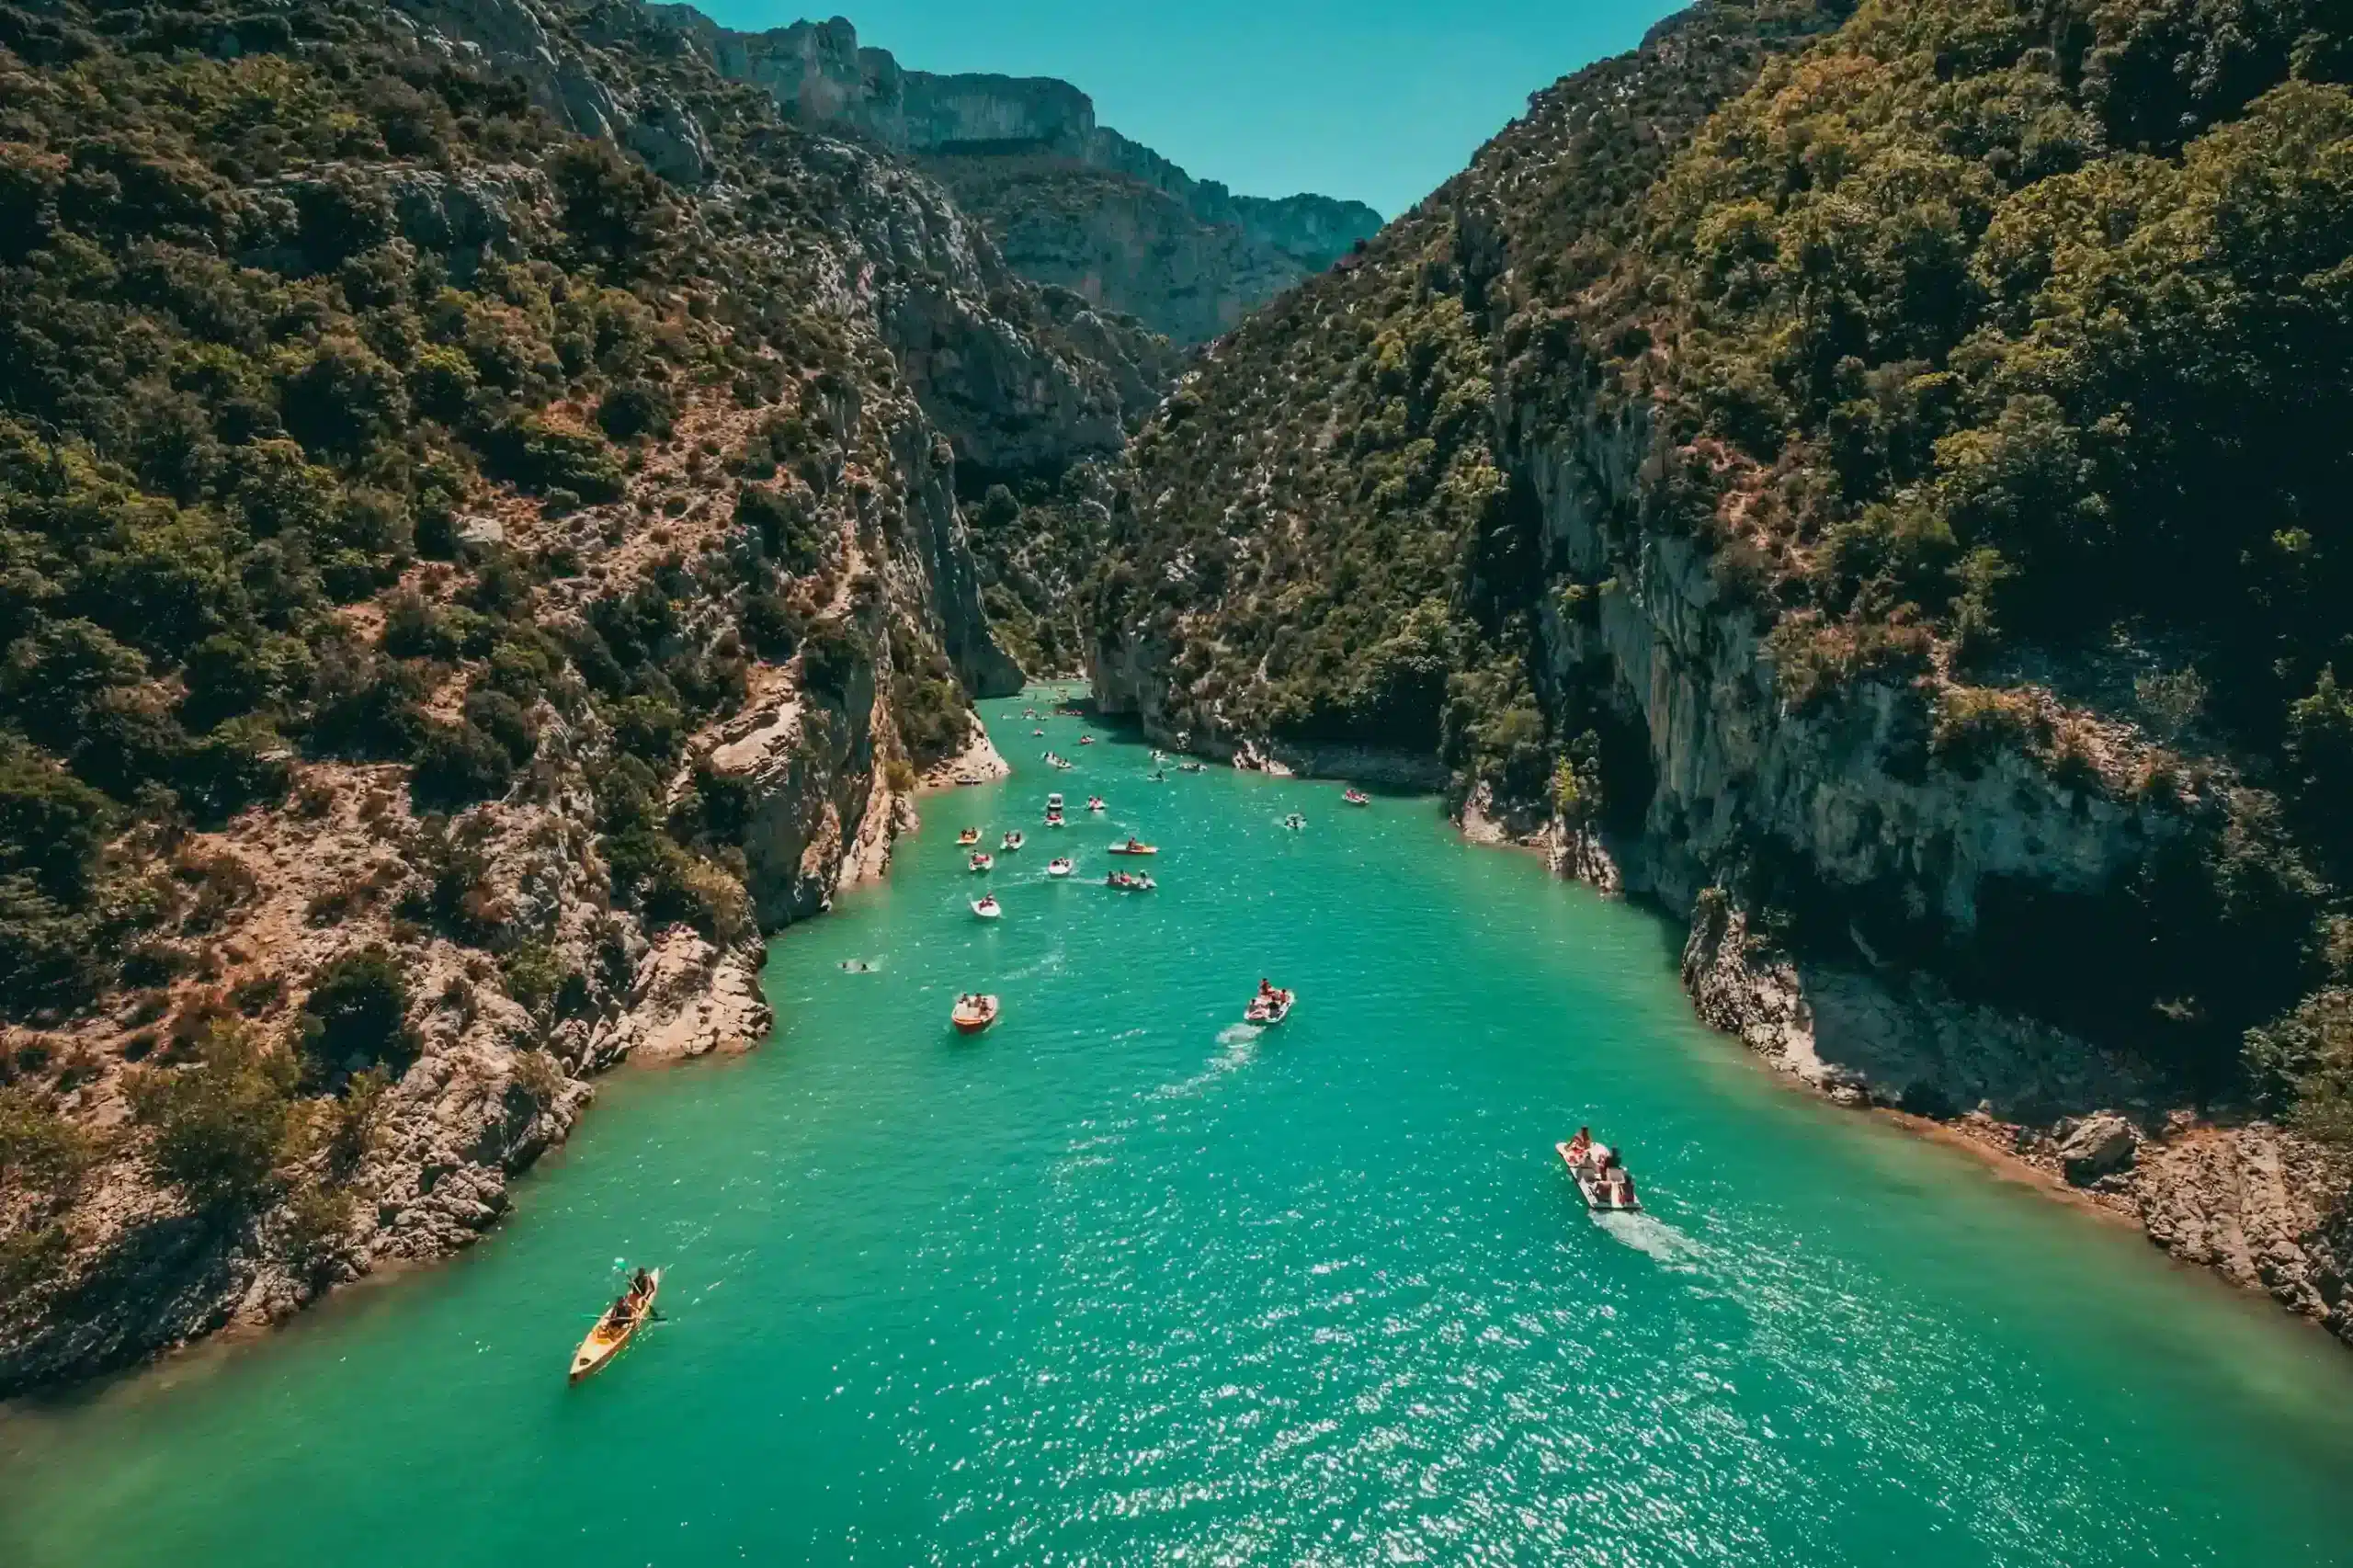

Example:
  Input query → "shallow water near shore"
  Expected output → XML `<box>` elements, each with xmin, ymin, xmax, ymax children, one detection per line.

<box><xmin>6</xmin><ymin>691</ymin><xmax>2353</xmax><ymax>1565</ymax></box>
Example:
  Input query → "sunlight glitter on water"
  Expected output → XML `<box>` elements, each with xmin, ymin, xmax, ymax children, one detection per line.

<box><xmin>6</xmin><ymin>690</ymin><xmax>2353</xmax><ymax>1567</ymax></box>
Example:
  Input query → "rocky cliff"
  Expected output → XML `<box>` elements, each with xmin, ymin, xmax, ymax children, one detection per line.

<box><xmin>646</xmin><ymin>8</ymin><xmax>1382</xmax><ymax>341</ymax></box>
<box><xmin>1088</xmin><ymin>0</ymin><xmax>2353</xmax><ymax>1344</ymax></box>
<box><xmin>0</xmin><ymin>0</ymin><xmax>1156</xmax><ymax>1393</ymax></box>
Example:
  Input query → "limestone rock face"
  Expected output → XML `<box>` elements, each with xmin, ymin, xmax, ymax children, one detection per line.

<box><xmin>651</xmin><ymin>7</ymin><xmax>1381</xmax><ymax>341</ymax></box>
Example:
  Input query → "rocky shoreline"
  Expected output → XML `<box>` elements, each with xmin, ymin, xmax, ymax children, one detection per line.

<box><xmin>1666</xmin><ymin>854</ymin><xmax>2352</xmax><ymax>1344</ymax></box>
<box><xmin>1081</xmin><ymin>716</ymin><xmax>2353</xmax><ymax>1347</ymax></box>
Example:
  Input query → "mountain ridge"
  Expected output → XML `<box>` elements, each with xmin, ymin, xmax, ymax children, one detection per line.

<box><xmin>645</xmin><ymin>7</ymin><xmax>1384</xmax><ymax>339</ymax></box>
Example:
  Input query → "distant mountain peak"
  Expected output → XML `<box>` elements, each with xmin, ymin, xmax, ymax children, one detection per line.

<box><xmin>648</xmin><ymin>7</ymin><xmax>1382</xmax><ymax>340</ymax></box>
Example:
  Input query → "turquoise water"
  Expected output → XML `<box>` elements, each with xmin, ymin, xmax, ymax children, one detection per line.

<box><xmin>6</xmin><ymin>691</ymin><xmax>2353</xmax><ymax>1565</ymax></box>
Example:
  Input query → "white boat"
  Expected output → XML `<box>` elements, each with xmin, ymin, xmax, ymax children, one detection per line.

<box><xmin>1087</xmin><ymin>797</ymin><xmax>1106</xmax><ymax>812</ymax></box>
<box><xmin>1244</xmin><ymin>987</ymin><xmax>1294</xmax><ymax>1025</ymax></box>
<box><xmin>1179</xmin><ymin>761</ymin><xmax>1204</xmax><ymax>773</ymax></box>
<box><xmin>1047</xmin><ymin>858</ymin><xmax>1074</xmax><ymax>878</ymax></box>
<box><xmin>968</xmin><ymin>851</ymin><xmax>994</xmax><ymax>872</ymax></box>
<box><xmin>1046</xmin><ymin>793</ymin><xmax>1064</xmax><ymax>812</ymax></box>
<box><xmin>1283</xmin><ymin>813</ymin><xmax>1304</xmax><ymax>830</ymax></box>
<box><xmin>1555</xmin><ymin>1140</ymin><xmax>1642</xmax><ymax>1211</ymax></box>
<box><xmin>1001</xmin><ymin>831</ymin><xmax>1025</xmax><ymax>851</ymax></box>
<box><xmin>972</xmin><ymin>895</ymin><xmax>1002</xmax><ymax>919</ymax></box>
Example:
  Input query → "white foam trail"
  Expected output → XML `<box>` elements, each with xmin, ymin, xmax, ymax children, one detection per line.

<box><xmin>1147</xmin><ymin>1023</ymin><xmax>1263</xmax><ymax>1100</ymax></box>
<box><xmin>1593</xmin><ymin>1210</ymin><xmax>1705</xmax><ymax>1270</ymax></box>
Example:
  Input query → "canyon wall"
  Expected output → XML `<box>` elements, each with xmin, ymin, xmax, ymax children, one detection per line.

<box><xmin>0</xmin><ymin>0</ymin><xmax>1146</xmax><ymax>1393</ymax></box>
<box><xmin>647</xmin><ymin>8</ymin><xmax>1382</xmax><ymax>341</ymax></box>
<box><xmin>1086</xmin><ymin>0</ymin><xmax>2353</xmax><ymax>1342</ymax></box>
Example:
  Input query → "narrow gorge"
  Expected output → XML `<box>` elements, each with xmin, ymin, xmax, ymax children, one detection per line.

<box><xmin>6</xmin><ymin>0</ymin><xmax>2353</xmax><ymax>1421</ymax></box>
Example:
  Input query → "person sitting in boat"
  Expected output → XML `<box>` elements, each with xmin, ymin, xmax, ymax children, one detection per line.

<box><xmin>1613</xmin><ymin>1172</ymin><xmax>1637</xmax><ymax>1207</ymax></box>
<box><xmin>1565</xmin><ymin>1127</ymin><xmax>1593</xmax><ymax>1166</ymax></box>
<box><xmin>630</xmin><ymin>1267</ymin><xmax>654</xmax><ymax>1299</ymax></box>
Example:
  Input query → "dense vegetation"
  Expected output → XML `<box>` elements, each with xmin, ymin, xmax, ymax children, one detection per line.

<box><xmin>1097</xmin><ymin>0</ymin><xmax>2353</xmax><ymax>1125</ymax></box>
<box><xmin>0</xmin><ymin>0</ymin><xmax>942</xmax><ymax>1029</ymax></box>
<box><xmin>0</xmin><ymin>0</ymin><xmax>1162</xmax><ymax>1342</ymax></box>
<box><xmin>1097</xmin><ymin>1</ymin><xmax>1846</xmax><ymax>782</ymax></box>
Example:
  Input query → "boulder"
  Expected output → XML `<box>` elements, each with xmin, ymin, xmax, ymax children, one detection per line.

<box><xmin>2058</xmin><ymin>1113</ymin><xmax>2139</xmax><ymax>1184</ymax></box>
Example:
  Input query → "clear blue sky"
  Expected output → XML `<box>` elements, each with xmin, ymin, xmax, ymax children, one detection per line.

<box><xmin>694</xmin><ymin>1</ymin><xmax>1687</xmax><ymax>217</ymax></box>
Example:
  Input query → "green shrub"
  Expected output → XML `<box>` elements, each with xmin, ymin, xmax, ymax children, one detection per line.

<box><xmin>800</xmin><ymin>619</ymin><xmax>867</xmax><ymax>701</ymax></box>
<box><xmin>597</xmin><ymin>381</ymin><xmax>676</xmax><ymax>442</ymax></box>
<box><xmin>127</xmin><ymin>1022</ymin><xmax>299</xmax><ymax>1210</ymax></box>
<box><xmin>481</xmin><ymin>414</ymin><xmax>626</xmax><ymax>502</ymax></box>
<box><xmin>299</xmin><ymin>945</ymin><xmax>415</xmax><ymax>1087</ymax></box>
<box><xmin>0</xmin><ymin>1084</ymin><xmax>93</xmax><ymax>1198</ymax></box>
<box><xmin>409</xmin><ymin>720</ymin><xmax>517</xmax><ymax>809</ymax></box>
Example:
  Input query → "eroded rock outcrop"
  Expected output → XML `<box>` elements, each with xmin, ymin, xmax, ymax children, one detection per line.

<box><xmin>649</xmin><ymin>8</ymin><xmax>1381</xmax><ymax>341</ymax></box>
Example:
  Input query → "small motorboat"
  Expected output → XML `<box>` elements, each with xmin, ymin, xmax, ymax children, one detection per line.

<box><xmin>1024</xmin><ymin>709</ymin><xmax>1038</xmax><ymax>719</ymax></box>
<box><xmin>1001</xmin><ymin>830</ymin><xmax>1026</xmax><ymax>851</ymax></box>
<box><xmin>1046</xmin><ymin>792</ymin><xmax>1064</xmax><ymax>812</ymax></box>
<box><xmin>1283</xmin><ymin>813</ymin><xmax>1305</xmax><ymax>830</ymax></box>
<box><xmin>1108</xmin><ymin>837</ymin><xmax>1157</xmax><ymax>856</ymax></box>
<box><xmin>950</xmin><ymin>994</ymin><xmax>1000</xmax><ymax>1034</ymax></box>
<box><xmin>1047</xmin><ymin>858</ymin><xmax>1074</xmax><ymax>878</ymax></box>
<box><xmin>569</xmin><ymin>1269</ymin><xmax>661</xmax><ymax>1385</ymax></box>
<box><xmin>1556</xmin><ymin>1138</ymin><xmax>1642</xmax><ymax>1212</ymax></box>
<box><xmin>972</xmin><ymin>894</ymin><xmax>1002</xmax><ymax>919</ymax></box>
<box><xmin>957</xmin><ymin>827</ymin><xmax>981</xmax><ymax>846</ymax></box>
<box><xmin>1106</xmin><ymin>870</ymin><xmax>1156</xmax><ymax>892</ymax></box>
<box><xmin>1179</xmin><ymin>761</ymin><xmax>1205</xmax><ymax>773</ymax></box>
<box><xmin>1079</xmin><ymin>735</ymin><xmax>1095</xmax><ymax>745</ymax></box>
<box><xmin>1053</xmin><ymin>757</ymin><xmax>1074</xmax><ymax>770</ymax></box>
<box><xmin>1046</xmin><ymin>812</ymin><xmax>1065</xmax><ymax>828</ymax></box>
<box><xmin>1245</xmin><ymin>987</ymin><xmax>1295</xmax><ymax>1025</ymax></box>
<box><xmin>1343</xmin><ymin>789</ymin><xmax>1370</xmax><ymax>806</ymax></box>
<box><xmin>1032</xmin><ymin>728</ymin><xmax>1045</xmax><ymax>736</ymax></box>
<box><xmin>969</xmin><ymin>851</ymin><xmax>995</xmax><ymax>872</ymax></box>
<box><xmin>1086</xmin><ymin>797</ymin><xmax>1106</xmax><ymax>813</ymax></box>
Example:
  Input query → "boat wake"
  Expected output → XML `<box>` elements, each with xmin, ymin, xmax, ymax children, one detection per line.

<box><xmin>1146</xmin><ymin>1024</ymin><xmax>1264</xmax><ymax>1101</ymax></box>
<box><xmin>1592</xmin><ymin>1210</ymin><xmax>1705</xmax><ymax>1270</ymax></box>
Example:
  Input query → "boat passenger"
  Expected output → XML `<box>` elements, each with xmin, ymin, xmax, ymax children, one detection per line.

<box><xmin>630</xmin><ymin>1267</ymin><xmax>654</xmax><ymax>1298</ymax></box>
<box><xmin>1616</xmin><ymin>1173</ymin><xmax>1638</xmax><ymax>1207</ymax></box>
<box><xmin>1565</xmin><ymin>1127</ymin><xmax>1592</xmax><ymax>1165</ymax></box>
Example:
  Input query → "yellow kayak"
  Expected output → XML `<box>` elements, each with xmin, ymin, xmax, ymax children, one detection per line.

<box><xmin>569</xmin><ymin>1269</ymin><xmax>660</xmax><ymax>1385</ymax></box>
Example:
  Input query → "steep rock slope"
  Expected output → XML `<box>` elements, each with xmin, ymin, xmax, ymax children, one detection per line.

<box><xmin>0</xmin><ymin>0</ymin><xmax>1147</xmax><ymax>1392</ymax></box>
<box><xmin>647</xmin><ymin>9</ymin><xmax>1382</xmax><ymax>342</ymax></box>
<box><xmin>1090</xmin><ymin>0</ymin><xmax>2353</xmax><ymax>1341</ymax></box>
